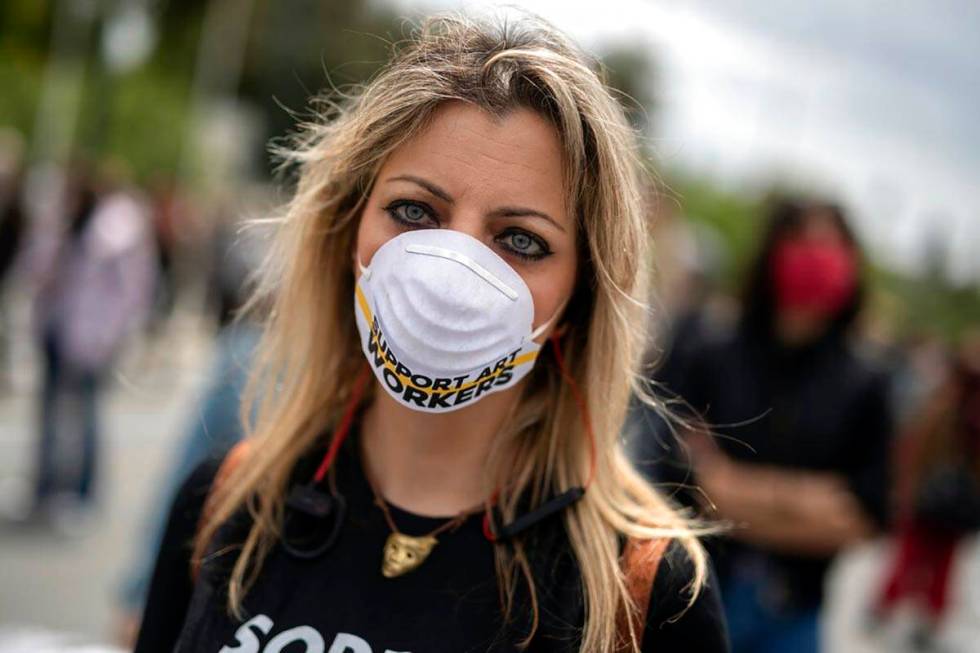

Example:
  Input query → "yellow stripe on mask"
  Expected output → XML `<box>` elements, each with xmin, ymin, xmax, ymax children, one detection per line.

<box><xmin>354</xmin><ymin>283</ymin><xmax>537</xmax><ymax>395</ymax></box>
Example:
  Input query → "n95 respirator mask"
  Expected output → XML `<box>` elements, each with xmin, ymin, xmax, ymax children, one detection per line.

<box><xmin>354</xmin><ymin>229</ymin><xmax>561</xmax><ymax>413</ymax></box>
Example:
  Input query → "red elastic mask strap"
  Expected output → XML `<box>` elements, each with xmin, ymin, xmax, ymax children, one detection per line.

<box><xmin>312</xmin><ymin>365</ymin><xmax>371</xmax><ymax>485</ymax></box>
<box><xmin>482</xmin><ymin>331</ymin><xmax>597</xmax><ymax>542</ymax></box>
<box><xmin>482</xmin><ymin>488</ymin><xmax>502</xmax><ymax>542</ymax></box>
<box><xmin>548</xmin><ymin>330</ymin><xmax>597</xmax><ymax>487</ymax></box>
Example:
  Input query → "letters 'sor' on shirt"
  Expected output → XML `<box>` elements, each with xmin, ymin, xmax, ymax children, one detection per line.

<box><xmin>135</xmin><ymin>427</ymin><xmax>729</xmax><ymax>653</ymax></box>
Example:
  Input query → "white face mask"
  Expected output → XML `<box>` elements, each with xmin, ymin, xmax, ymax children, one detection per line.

<box><xmin>354</xmin><ymin>229</ymin><xmax>563</xmax><ymax>413</ymax></box>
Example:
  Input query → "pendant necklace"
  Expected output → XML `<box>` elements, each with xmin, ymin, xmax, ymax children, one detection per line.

<box><xmin>364</xmin><ymin>466</ymin><xmax>483</xmax><ymax>578</ymax></box>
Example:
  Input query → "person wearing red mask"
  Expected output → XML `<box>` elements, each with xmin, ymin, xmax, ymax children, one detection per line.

<box><xmin>647</xmin><ymin>200</ymin><xmax>893</xmax><ymax>653</ymax></box>
<box><xmin>769</xmin><ymin>231</ymin><xmax>858</xmax><ymax>327</ymax></box>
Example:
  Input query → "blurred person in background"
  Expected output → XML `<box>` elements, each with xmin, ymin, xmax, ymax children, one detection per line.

<box><xmin>647</xmin><ymin>199</ymin><xmax>893</xmax><ymax>653</ymax></box>
<box><xmin>145</xmin><ymin>174</ymin><xmax>187</xmax><ymax>338</ymax></box>
<box><xmin>29</xmin><ymin>165</ymin><xmax>157</xmax><ymax>530</ymax></box>
<box><xmin>871</xmin><ymin>334</ymin><xmax>980</xmax><ymax>650</ymax></box>
<box><xmin>206</xmin><ymin>201</ymin><xmax>264</xmax><ymax>330</ymax></box>
<box><xmin>114</xmin><ymin>211</ymin><xmax>266</xmax><ymax>646</ymax></box>
<box><xmin>0</xmin><ymin>129</ymin><xmax>27</xmax><ymax>394</ymax></box>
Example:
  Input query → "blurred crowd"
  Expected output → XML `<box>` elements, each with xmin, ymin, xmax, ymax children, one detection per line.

<box><xmin>1</xmin><ymin>137</ymin><xmax>978</xmax><ymax>653</ymax></box>
<box><xmin>0</xmin><ymin>126</ymin><xmax>264</xmax><ymax>531</ymax></box>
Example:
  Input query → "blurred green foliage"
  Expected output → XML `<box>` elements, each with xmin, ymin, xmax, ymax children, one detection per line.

<box><xmin>871</xmin><ymin>255</ymin><xmax>980</xmax><ymax>344</ymax></box>
<box><xmin>0</xmin><ymin>0</ymin><xmax>397</xmax><ymax>179</ymax></box>
<box><xmin>600</xmin><ymin>46</ymin><xmax>658</xmax><ymax>133</ymax></box>
<box><xmin>667</xmin><ymin>175</ymin><xmax>764</xmax><ymax>284</ymax></box>
<box><xmin>0</xmin><ymin>3</ymin><xmax>46</xmax><ymax>137</ymax></box>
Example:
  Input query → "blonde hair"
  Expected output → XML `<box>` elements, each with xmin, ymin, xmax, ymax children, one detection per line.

<box><xmin>195</xmin><ymin>12</ymin><xmax>711</xmax><ymax>652</ymax></box>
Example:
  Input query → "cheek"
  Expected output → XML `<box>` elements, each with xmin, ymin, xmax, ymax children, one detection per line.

<box><xmin>353</xmin><ymin>200</ymin><xmax>396</xmax><ymax>275</ymax></box>
<box><xmin>525</xmin><ymin>253</ymin><xmax>578</xmax><ymax>327</ymax></box>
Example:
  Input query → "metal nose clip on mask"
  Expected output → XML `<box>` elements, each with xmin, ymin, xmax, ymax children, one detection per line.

<box><xmin>353</xmin><ymin>229</ymin><xmax>563</xmax><ymax>414</ymax></box>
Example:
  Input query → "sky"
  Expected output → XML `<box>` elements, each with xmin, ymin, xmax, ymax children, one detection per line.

<box><xmin>386</xmin><ymin>0</ymin><xmax>980</xmax><ymax>282</ymax></box>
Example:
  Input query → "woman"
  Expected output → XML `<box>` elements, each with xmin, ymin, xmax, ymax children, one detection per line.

<box><xmin>666</xmin><ymin>199</ymin><xmax>892</xmax><ymax>653</ymax></box>
<box><xmin>136</xmin><ymin>14</ymin><xmax>727</xmax><ymax>653</ymax></box>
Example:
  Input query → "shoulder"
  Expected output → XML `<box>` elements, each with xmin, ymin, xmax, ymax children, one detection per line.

<box><xmin>166</xmin><ymin>441</ymin><xmax>254</xmax><ymax>546</ymax></box>
<box><xmin>172</xmin><ymin>454</ymin><xmax>226</xmax><ymax>523</ymax></box>
<box><xmin>212</xmin><ymin>439</ymin><xmax>255</xmax><ymax>489</ymax></box>
<box><xmin>640</xmin><ymin>538</ymin><xmax>729</xmax><ymax>652</ymax></box>
<box><xmin>834</xmin><ymin>338</ymin><xmax>892</xmax><ymax>398</ymax></box>
<box><xmin>134</xmin><ymin>450</ymin><xmax>240</xmax><ymax>653</ymax></box>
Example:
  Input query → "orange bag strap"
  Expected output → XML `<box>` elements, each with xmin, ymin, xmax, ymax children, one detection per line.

<box><xmin>190</xmin><ymin>440</ymin><xmax>253</xmax><ymax>583</ymax></box>
<box><xmin>617</xmin><ymin>536</ymin><xmax>670</xmax><ymax>652</ymax></box>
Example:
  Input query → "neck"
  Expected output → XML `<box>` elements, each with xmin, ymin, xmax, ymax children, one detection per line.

<box><xmin>774</xmin><ymin>310</ymin><xmax>829</xmax><ymax>347</ymax></box>
<box><xmin>359</xmin><ymin>383</ymin><xmax>522</xmax><ymax>517</ymax></box>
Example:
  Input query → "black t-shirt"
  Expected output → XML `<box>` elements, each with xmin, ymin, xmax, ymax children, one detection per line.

<box><xmin>653</xmin><ymin>329</ymin><xmax>892</xmax><ymax>609</ymax></box>
<box><xmin>135</xmin><ymin>429</ymin><xmax>729</xmax><ymax>653</ymax></box>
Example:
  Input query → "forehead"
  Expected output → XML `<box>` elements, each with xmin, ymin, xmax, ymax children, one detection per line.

<box><xmin>377</xmin><ymin>102</ymin><xmax>570</xmax><ymax>218</ymax></box>
<box><xmin>798</xmin><ymin>209</ymin><xmax>847</xmax><ymax>243</ymax></box>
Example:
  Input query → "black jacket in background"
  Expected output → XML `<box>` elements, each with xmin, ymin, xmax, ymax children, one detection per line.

<box><xmin>645</xmin><ymin>327</ymin><xmax>893</xmax><ymax>610</ymax></box>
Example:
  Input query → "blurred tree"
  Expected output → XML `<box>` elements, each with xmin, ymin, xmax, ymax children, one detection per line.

<box><xmin>237</xmin><ymin>0</ymin><xmax>399</xmax><ymax>177</ymax></box>
<box><xmin>0</xmin><ymin>1</ymin><xmax>51</xmax><ymax>54</ymax></box>
<box><xmin>0</xmin><ymin>0</ymin><xmax>399</xmax><ymax>180</ymax></box>
<box><xmin>872</xmin><ymin>240</ymin><xmax>980</xmax><ymax>344</ymax></box>
<box><xmin>667</xmin><ymin>174</ymin><xmax>763</xmax><ymax>289</ymax></box>
<box><xmin>599</xmin><ymin>45</ymin><xmax>657</xmax><ymax>133</ymax></box>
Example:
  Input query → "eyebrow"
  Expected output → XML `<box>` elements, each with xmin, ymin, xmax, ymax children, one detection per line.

<box><xmin>385</xmin><ymin>174</ymin><xmax>567</xmax><ymax>233</ymax></box>
<box><xmin>487</xmin><ymin>206</ymin><xmax>566</xmax><ymax>233</ymax></box>
<box><xmin>386</xmin><ymin>175</ymin><xmax>453</xmax><ymax>204</ymax></box>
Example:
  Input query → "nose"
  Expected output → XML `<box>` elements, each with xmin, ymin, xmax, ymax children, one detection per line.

<box><xmin>442</xmin><ymin>211</ymin><xmax>488</xmax><ymax>246</ymax></box>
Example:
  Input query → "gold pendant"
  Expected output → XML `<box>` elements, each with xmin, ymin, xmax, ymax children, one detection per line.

<box><xmin>381</xmin><ymin>532</ymin><xmax>438</xmax><ymax>578</ymax></box>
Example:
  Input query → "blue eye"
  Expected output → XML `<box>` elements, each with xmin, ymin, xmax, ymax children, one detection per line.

<box><xmin>384</xmin><ymin>200</ymin><xmax>437</xmax><ymax>228</ymax></box>
<box><xmin>511</xmin><ymin>232</ymin><xmax>533</xmax><ymax>251</ymax></box>
<box><xmin>497</xmin><ymin>228</ymin><xmax>550</xmax><ymax>261</ymax></box>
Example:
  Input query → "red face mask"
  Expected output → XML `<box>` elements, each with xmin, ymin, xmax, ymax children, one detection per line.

<box><xmin>770</xmin><ymin>240</ymin><xmax>857</xmax><ymax>317</ymax></box>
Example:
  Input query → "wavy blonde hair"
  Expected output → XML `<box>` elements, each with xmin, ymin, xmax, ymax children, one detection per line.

<box><xmin>195</xmin><ymin>12</ymin><xmax>710</xmax><ymax>652</ymax></box>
